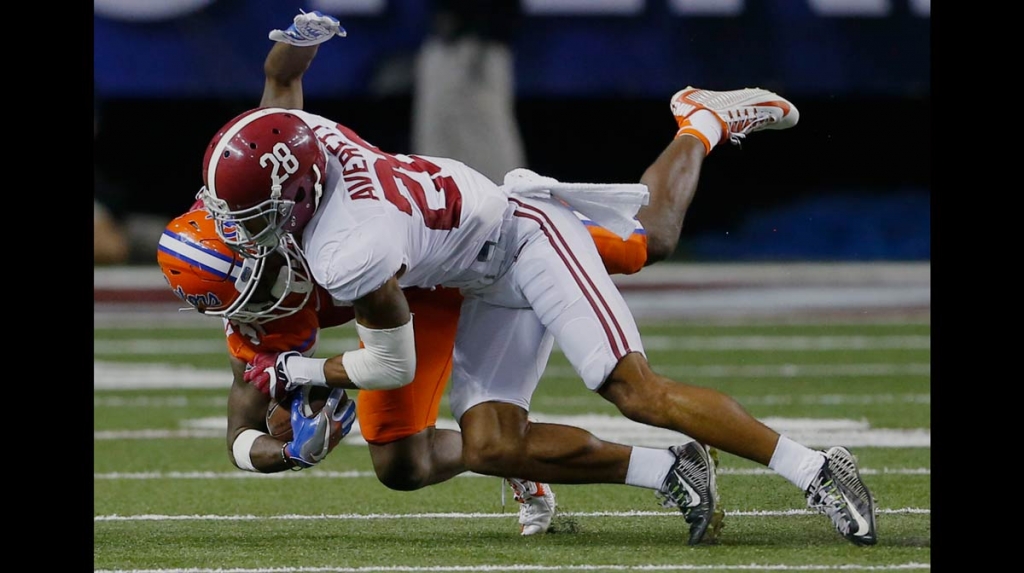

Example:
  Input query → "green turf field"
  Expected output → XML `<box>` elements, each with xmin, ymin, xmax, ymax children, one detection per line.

<box><xmin>94</xmin><ymin>317</ymin><xmax>931</xmax><ymax>572</ymax></box>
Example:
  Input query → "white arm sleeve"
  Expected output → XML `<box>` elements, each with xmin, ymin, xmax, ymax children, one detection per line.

<box><xmin>341</xmin><ymin>316</ymin><xmax>416</xmax><ymax>390</ymax></box>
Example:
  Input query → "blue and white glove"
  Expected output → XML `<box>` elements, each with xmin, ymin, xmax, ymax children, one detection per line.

<box><xmin>269</xmin><ymin>10</ymin><xmax>347</xmax><ymax>46</ymax></box>
<box><xmin>283</xmin><ymin>388</ymin><xmax>356</xmax><ymax>469</ymax></box>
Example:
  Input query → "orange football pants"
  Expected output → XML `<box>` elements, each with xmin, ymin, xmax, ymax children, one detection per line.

<box><xmin>355</xmin><ymin>230</ymin><xmax>647</xmax><ymax>444</ymax></box>
<box><xmin>355</xmin><ymin>286</ymin><xmax>464</xmax><ymax>444</ymax></box>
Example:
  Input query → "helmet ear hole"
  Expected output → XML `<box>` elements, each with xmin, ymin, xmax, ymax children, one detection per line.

<box><xmin>294</xmin><ymin>188</ymin><xmax>306</xmax><ymax>203</ymax></box>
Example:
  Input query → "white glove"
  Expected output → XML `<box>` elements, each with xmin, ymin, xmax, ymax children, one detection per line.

<box><xmin>269</xmin><ymin>10</ymin><xmax>347</xmax><ymax>47</ymax></box>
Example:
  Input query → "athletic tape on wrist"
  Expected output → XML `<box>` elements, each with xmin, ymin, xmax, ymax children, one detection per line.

<box><xmin>231</xmin><ymin>429</ymin><xmax>266</xmax><ymax>472</ymax></box>
<box><xmin>284</xmin><ymin>356</ymin><xmax>328</xmax><ymax>386</ymax></box>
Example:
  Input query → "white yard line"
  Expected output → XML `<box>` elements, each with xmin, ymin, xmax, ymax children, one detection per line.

<box><xmin>94</xmin><ymin>410</ymin><xmax>930</xmax><ymax>448</ymax></box>
<box><xmin>95</xmin><ymin>508</ymin><xmax>929</xmax><ymax>522</ymax></box>
<box><xmin>93</xmin><ymin>362</ymin><xmax>931</xmax><ymax>391</ymax></box>
<box><xmin>93</xmin><ymin>335</ymin><xmax>931</xmax><ymax>355</ymax></box>
<box><xmin>93</xmin><ymin>393</ymin><xmax>931</xmax><ymax>408</ymax></box>
<box><xmin>94</xmin><ymin>467</ymin><xmax>929</xmax><ymax>480</ymax></box>
<box><xmin>94</xmin><ymin>563</ymin><xmax>932</xmax><ymax>573</ymax></box>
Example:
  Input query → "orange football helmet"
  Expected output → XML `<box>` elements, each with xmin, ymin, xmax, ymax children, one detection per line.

<box><xmin>157</xmin><ymin>207</ymin><xmax>314</xmax><ymax>324</ymax></box>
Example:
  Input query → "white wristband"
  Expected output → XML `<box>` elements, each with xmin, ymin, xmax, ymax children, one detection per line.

<box><xmin>231</xmin><ymin>429</ymin><xmax>266</xmax><ymax>472</ymax></box>
<box><xmin>283</xmin><ymin>356</ymin><xmax>328</xmax><ymax>387</ymax></box>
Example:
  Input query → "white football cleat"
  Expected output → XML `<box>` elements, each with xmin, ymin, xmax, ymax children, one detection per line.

<box><xmin>671</xmin><ymin>86</ymin><xmax>799</xmax><ymax>145</ymax></box>
<box><xmin>806</xmin><ymin>446</ymin><xmax>878</xmax><ymax>546</ymax></box>
<box><xmin>506</xmin><ymin>478</ymin><xmax>557</xmax><ymax>536</ymax></box>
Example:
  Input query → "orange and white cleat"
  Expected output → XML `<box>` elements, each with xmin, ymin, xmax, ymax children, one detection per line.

<box><xmin>506</xmin><ymin>478</ymin><xmax>557</xmax><ymax>536</ymax></box>
<box><xmin>671</xmin><ymin>87</ymin><xmax>799</xmax><ymax>145</ymax></box>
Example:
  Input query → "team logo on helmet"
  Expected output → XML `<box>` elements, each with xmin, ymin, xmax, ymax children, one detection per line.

<box><xmin>173</xmin><ymin>286</ymin><xmax>223</xmax><ymax>313</ymax></box>
<box><xmin>158</xmin><ymin>207</ymin><xmax>315</xmax><ymax>324</ymax></box>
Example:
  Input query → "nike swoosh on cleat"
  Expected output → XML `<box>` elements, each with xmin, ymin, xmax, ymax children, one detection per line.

<box><xmin>679</xmin><ymin>474</ymin><xmax>702</xmax><ymax>508</ymax></box>
<box><xmin>840</xmin><ymin>491</ymin><xmax>871</xmax><ymax>536</ymax></box>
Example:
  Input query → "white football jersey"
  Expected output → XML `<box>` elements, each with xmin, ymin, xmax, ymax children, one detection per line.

<box><xmin>295</xmin><ymin>110</ymin><xmax>510</xmax><ymax>303</ymax></box>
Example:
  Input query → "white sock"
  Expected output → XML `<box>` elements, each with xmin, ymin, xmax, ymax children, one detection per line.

<box><xmin>768</xmin><ymin>435</ymin><xmax>827</xmax><ymax>492</ymax></box>
<box><xmin>687</xmin><ymin>110</ymin><xmax>724</xmax><ymax>152</ymax></box>
<box><xmin>624</xmin><ymin>446</ymin><xmax>677</xmax><ymax>490</ymax></box>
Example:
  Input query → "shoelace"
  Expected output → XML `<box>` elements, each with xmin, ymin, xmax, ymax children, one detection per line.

<box><xmin>656</xmin><ymin>472</ymin><xmax>703</xmax><ymax>525</ymax></box>
<box><xmin>507</xmin><ymin>479</ymin><xmax>530</xmax><ymax>503</ymax></box>
<box><xmin>807</xmin><ymin>475</ymin><xmax>852</xmax><ymax>536</ymax></box>
<box><xmin>723</xmin><ymin>108</ymin><xmax>776</xmax><ymax>144</ymax></box>
<box><xmin>656</xmin><ymin>477</ymin><xmax>690</xmax><ymax>509</ymax></box>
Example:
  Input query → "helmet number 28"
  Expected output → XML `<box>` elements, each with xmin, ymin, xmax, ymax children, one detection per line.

<box><xmin>259</xmin><ymin>143</ymin><xmax>301</xmax><ymax>192</ymax></box>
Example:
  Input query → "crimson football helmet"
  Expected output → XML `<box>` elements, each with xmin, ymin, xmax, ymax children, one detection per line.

<box><xmin>157</xmin><ymin>207</ymin><xmax>314</xmax><ymax>324</ymax></box>
<box><xmin>197</xmin><ymin>107</ymin><xmax>326</xmax><ymax>259</ymax></box>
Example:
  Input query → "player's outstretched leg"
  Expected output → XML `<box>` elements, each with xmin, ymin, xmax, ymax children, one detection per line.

<box><xmin>506</xmin><ymin>478</ymin><xmax>557</xmax><ymax>536</ymax></box>
<box><xmin>655</xmin><ymin>442</ymin><xmax>724</xmax><ymax>545</ymax></box>
<box><xmin>671</xmin><ymin>86</ymin><xmax>800</xmax><ymax>148</ymax></box>
<box><xmin>805</xmin><ymin>446</ymin><xmax>878</xmax><ymax>546</ymax></box>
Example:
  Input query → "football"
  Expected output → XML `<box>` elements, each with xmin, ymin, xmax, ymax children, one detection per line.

<box><xmin>265</xmin><ymin>385</ymin><xmax>335</xmax><ymax>441</ymax></box>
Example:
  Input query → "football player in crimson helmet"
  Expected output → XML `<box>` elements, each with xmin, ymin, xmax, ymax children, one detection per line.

<box><xmin>197</xmin><ymin>108</ymin><xmax>327</xmax><ymax>259</ymax></box>
<box><xmin>157</xmin><ymin>205</ymin><xmax>315</xmax><ymax>324</ymax></box>
<box><xmin>184</xmin><ymin>11</ymin><xmax>870</xmax><ymax>547</ymax></box>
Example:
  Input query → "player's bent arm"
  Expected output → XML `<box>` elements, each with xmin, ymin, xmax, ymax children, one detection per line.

<box><xmin>334</xmin><ymin>275</ymin><xmax>415</xmax><ymax>390</ymax></box>
<box><xmin>281</xmin><ymin>276</ymin><xmax>415</xmax><ymax>391</ymax></box>
<box><xmin>260</xmin><ymin>42</ymin><xmax>319</xmax><ymax>109</ymax></box>
<box><xmin>226</xmin><ymin>357</ymin><xmax>296</xmax><ymax>473</ymax></box>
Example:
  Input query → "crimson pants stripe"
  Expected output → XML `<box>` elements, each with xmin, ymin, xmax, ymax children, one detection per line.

<box><xmin>511</xmin><ymin>200</ymin><xmax>631</xmax><ymax>354</ymax></box>
<box><xmin>510</xmin><ymin>200</ymin><xmax>630</xmax><ymax>358</ymax></box>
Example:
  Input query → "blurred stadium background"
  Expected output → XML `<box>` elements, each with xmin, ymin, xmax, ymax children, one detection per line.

<box><xmin>94</xmin><ymin>1</ymin><xmax>930</xmax><ymax>570</ymax></box>
<box><xmin>94</xmin><ymin>0</ymin><xmax>929</xmax><ymax>265</ymax></box>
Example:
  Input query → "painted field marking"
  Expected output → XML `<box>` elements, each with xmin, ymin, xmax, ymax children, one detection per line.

<box><xmin>94</xmin><ymin>410</ymin><xmax>929</xmax><ymax>449</ymax></box>
<box><xmin>93</xmin><ymin>362</ymin><xmax>930</xmax><ymax>390</ymax></box>
<box><xmin>95</xmin><ymin>507</ymin><xmax>929</xmax><ymax>522</ymax></box>
<box><xmin>94</xmin><ymin>562</ymin><xmax>932</xmax><ymax>572</ymax></box>
<box><xmin>93</xmin><ymin>335</ymin><xmax>930</xmax><ymax>355</ymax></box>
<box><xmin>94</xmin><ymin>393</ymin><xmax>931</xmax><ymax>409</ymax></box>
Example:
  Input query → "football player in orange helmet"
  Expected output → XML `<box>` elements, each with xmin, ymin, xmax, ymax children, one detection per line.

<box><xmin>158</xmin><ymin>205</ymin><xmax>355</xmax><ymax>469</ymax></box>
<box><xmin>158</xmin><ymin>187</ymin><xmax>652</xmax><ymax>531</ymax></box>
